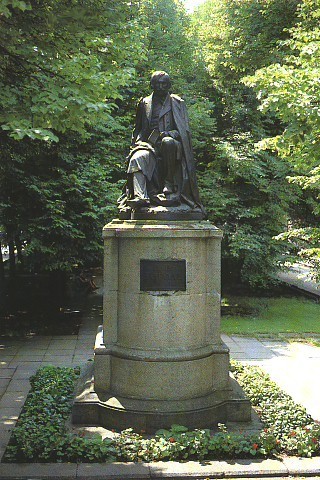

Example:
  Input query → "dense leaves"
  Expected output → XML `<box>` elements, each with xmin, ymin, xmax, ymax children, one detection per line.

<box><xmin>0</xmin><ymin>0</ymin><xmax>142</xmax><ymax>272</ymax></box>
<box><xmin>0</xmin><ymin>0</ymin><xmax>141</xmax><ymax>141</ymax></box>
<box><xmin>244</xmin><ymin>0</ymin><xmax>320</xmax><ymax>278</ymax></box>
<box><xmin>191</xmin><ymin>0</ymin><xmax>301</xmax><ymax>287</ymax></box>
<box><xmin>0</xmin><ymin>0</ymin><xmax>318</xmax><ymax>285</ymax></box>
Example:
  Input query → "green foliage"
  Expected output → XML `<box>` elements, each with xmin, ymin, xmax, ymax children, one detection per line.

<box><xmin>4</xmin><ymin>366</ymin><xmax>79</xmax><ymax>461</ymax></box>
<box><xmin>190</xmin><ymin>0</ymin><xmax>303</xmax><ymax>287</ymax></box>
<box><xmin>0</xmin><ymin>0</ymin><xmax>142</xmax><ymax>141</ymax></box>
<box><xmin>190</xmin><ymin>0</ymin><xmax>299</xmax><ymax>134</ymax></box>
<box><xmin>0</xmin><ymin>132</ymin><xmax>124</xmax><ymax>271</ymax></box>
<box><xmin>4</xmin><ymin>363</ymin><xmax>320</xmax><ymax>462</ymax></box>
<box><xmin>0</xmin><ymin>0</ymin><xmax>31</xmax><ymax>17</ymax></box>
<box><xmin>221</xmin><ymin>296</ymin><xmax>320</xmax><ymax>335</ymax></box>
<box><xmin>1</xmin><ymin>0</ymin><xmax>317</xmax><ymax>285</ymax></box>
<box><xmin>243</xmin><ymin>0</ymin><xmax>320</xmax><ymax>278</ymax></box>
<box><xmin>198</xmin><ymin>134</ymin><xmax>293</xmax><ymax>287</ymax></box>
<box><xmin>232</xmin><ymin>361</ymin><xmax>320</xmax><ymax>457</ymax></box>
<box><xmin>0</xmin><ymin>0</ymin><xmax>143</xmax><ymax>272</ymax></box>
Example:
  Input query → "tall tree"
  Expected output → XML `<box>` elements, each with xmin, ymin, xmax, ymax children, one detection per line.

<box><xmin>190</xmin><ymin>0</ymin><xmax>300</xmax><ymax>287</ymax></box>
<box><xmin>0</xmin><ymin>0</ymin><xmax>144</xmax><ymax>273</ymax></box>
<box><xmin>244</xmin><ymin>0</ymin><xmax>320</xmax><ymax>278</ymax></box>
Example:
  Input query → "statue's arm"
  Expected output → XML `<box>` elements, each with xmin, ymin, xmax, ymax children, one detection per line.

<box><xmin>180</xmin><ymin>99</ymin><xmax>196</xmax><ymax>162</ymax></box>
<box><xmin>131</xmin><ymin>98</ymin><xmax>143</xmax><ymax>147</ymax></box>
<box><xmin>181</xmin><ymin>100</ymin><xmax>191</xmax><ymax>132</ymax></box>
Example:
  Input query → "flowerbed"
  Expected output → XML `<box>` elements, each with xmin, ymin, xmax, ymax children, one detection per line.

<box><xmin>3</xmin><ymin>362</ymin><xmax>320</xmax><ymax>462</ymax></box>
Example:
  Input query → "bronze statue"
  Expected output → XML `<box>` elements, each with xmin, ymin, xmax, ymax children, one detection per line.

<box><xmin>118</xmin><ymin>71</ymin><xmax>205</xmax><ymax>219</ymax></box>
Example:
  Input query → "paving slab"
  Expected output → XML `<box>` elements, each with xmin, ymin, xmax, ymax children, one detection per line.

<box><xmin>6</xmin><ymin>379</ymin><xmax>30</xmax><ymax>393</ymax></box>
<box><xmin>0</xmin><ymin>378</ymin><xmax>11</xmax><ymax>394</ymax></box>
<box><xmin>0</xmin><ymin>463</ymin><xmax>77</xmax><ymax>479</ymax></box>
<box><xmin>242</xmin><ymin>349</ymin><xmax>275</xmax><ymax>360</ymax></box>
<box><xmin>0</xmin><ymin>346</ymin><xmax>22</xmax><ymax>354</ymax></box>
<box><xmin>221</xmin><ymin>459</ymin><xmax>288</xmax><ymax>477</ymax></box>
<box><xmin>23</xmin><ymin>339</ymin><xmax>51</xmax><ymax>347</ymax></box>
<box><xmin>45</xmin><ymin>350</ymin><xmax>76</xmax><ymax>357</ymax></box>
<box><xmin>0</xmin><ymin>424</ymin><xmax>14</xmax><ymax>443</ymax></box>
<box><xmin>0</xmin><ymin>410</ymin><xmax>19</xmax><ymax>424</ymax></box>
<box><xmin>18</xmin><ymin>345</ymin><xmax>48</xmax><ymax>351</ymax></box>
<box><xmin>149</xmin><ymin>460</ymin><xmax>225</xmax><ymax>478</ymax></box>
<box><xmin>13</xmin><ymin>353</ymin><xmax>45</xmax><ymax>361</ymax></box>
<box><xmin>77</xmin><ymin>462</ymin><xmax>151</xmax><ymax>479</ymax></box>
<box><xmin>282</xmin><ymin>456</ymin><xmax>320</xmax><ymax>475</ymax></box>
<box><xmin>228</xmin><ymin>336</ymin><xmax>320</xmax><ymax>421</ymax></box>
<box><xmin>73</xmin><ymin>354</ymin><xmax>94</xmax><ymax>362</ymax></box>
<box><xmin>12</xmin><ymin>363</ymin><xmax>42</xmax><ymax>378</ymax></box>
<box><xmin>148</xmin><ymin>459</ymin><xmax>289</xmax><ymax>478</ymax></box>
<box><xmin>0</xmin><ymin>392</ymin><xmax>26</xmax><ymax>409</ymax></box>
<box><xmin>0</xmin><ymin>367</ymin><xmax>16</xmax><ymax>377</ymax></box>
<box><xmin>41</xmin><ymin>360</ymin><xmax>74</xmax><ymax>367</ymax></box>
<box><xmin>51</xmin><ymin>335</ymin><xmax>78</xmax><ymax>340</ymax></box>
<box><xmin>47</xmin><ymin>343</ymin><xmax>77</xmax><ymax>351</ymax></box>
<box><xmin>0</xmin><ymin>357</ymin><xmax>15</xmax><ymax>366</ymax></box>
<box><xmin>1</xmin><ymin>459</ymin><xmax>320</xmax><ymax>480</ymax></box>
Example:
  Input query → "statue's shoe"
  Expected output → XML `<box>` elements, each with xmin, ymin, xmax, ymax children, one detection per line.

<box><xmin>152</xmin><ymin>193</ymin><xmax>180</xmax><ymax>207</ymax></box>
<box><xmin>127</xmin><ymin>197</ymin><xmax>150</xmax><ymax>208</ymax></box>
<box><xmin>163</xmin><ymin>185</ymin><xmax>174</xmax><ymax>195</ymax></box>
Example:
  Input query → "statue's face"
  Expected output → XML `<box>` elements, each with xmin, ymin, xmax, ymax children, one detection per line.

<box><xmin>153</xmin><ymin>77</ymin><xmax>170</xmax><ymax>97</ymax></box>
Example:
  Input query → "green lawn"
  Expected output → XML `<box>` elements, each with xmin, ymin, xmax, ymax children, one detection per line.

<box><xmin>221</xmin><ymin>296</ymin><xmax>320</xmax><ymax>335</ymax></box>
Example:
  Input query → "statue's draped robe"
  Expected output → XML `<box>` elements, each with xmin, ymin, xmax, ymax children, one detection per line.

<box><xmin>127</xmin><ymin>93</ymin><xmax>203</xmax><ymax>208</ymax></box>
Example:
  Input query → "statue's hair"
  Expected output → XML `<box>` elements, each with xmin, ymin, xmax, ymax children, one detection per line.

<box><xmin>150</xmin><ymin>71</ymin><xmax>171</xmax><ymax>89</ymax></box>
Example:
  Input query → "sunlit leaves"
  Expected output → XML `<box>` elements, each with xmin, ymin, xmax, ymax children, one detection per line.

<box><xmin>0</xmin><ymin>0</ymin><xmax>143</xmax><ymax>142</ymax></box>
<box><xmin>0</xmin><ymin>0</ymin><xmax>143</xmax><ymax>271</ymax></box>
<box><xmin>243</xmin><ymin>0</ymin><xmax>320</xmax><ymax>277</ymax></box>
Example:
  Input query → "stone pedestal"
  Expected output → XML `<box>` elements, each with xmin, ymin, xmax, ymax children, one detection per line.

<box><xmin>73</xmin><ymin>220</ymin><xmax>251</xmax><ymax>431</ymax></box>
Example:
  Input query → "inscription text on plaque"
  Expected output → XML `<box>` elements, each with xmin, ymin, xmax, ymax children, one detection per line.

<box><xmin>140</xmin><ymin>260</ymin><xmax>186</xmax><ymax>291</ymax></box>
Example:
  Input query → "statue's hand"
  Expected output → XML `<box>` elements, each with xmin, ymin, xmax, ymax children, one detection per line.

<box><xmin>160</xmin><ymin>130</ymin><xmax>180</xmax><ymax>141</ymax></box>
<box><xmin>159</xmin><ymin>131</ymin><xmax>169</xmax><ymax>140</ymax></box>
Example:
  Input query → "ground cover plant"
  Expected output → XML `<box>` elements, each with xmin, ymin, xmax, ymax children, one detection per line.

<box><xmin>3</xmin><ymin>362</ymin><xmax>320</xmax><ymax>463</ymax></box>
<box><xmin>221</xmin><ymin>295</ymin><xmax>320</xmax><ymax>335</ymax></box>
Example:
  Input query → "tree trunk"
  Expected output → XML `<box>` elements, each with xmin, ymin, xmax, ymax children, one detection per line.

<box><xmin>0</xmin><ymin>241</ymin><xmax>5</xmax><ymax>311</ymax></box>
<box><xmin>15</xmin><ymin>234</ymin><xmax>24</xmax><ymax>269</ymax></box>
<box><xmin>51</xmin><ymin>270</ymin><xmax>67</xmax><ymax>306</ymax></box>
<box><xmin>0</xmin><ymin>241</ymin><xmax>4</xmax><ymax>282</ymax></box>
<box><xmin>8</xmin><ymin>239</ymin><xmax>15</xmax><ymax>275</ymax></box>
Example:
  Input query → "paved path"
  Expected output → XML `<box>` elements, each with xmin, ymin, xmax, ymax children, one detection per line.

<box><xmin>1</xmin><ymin>298</ymin><xmax>320</xmax><ymax>477</ymax></box>
<box><xmin>222</xmin><ymin>334</ymin><xmax>320</xmax><ymax>422</ymax></box>
<box><xmin>276</xmin><ymin>262</ymin><xmax>320</xmax><ymax>298</ymax></box>
<box><xmin>0</xmin><ymin>295</ymin><xmax>102</xmax><ymax>460</ymax></box>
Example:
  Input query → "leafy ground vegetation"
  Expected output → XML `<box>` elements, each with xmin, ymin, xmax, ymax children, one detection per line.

<box><xmin>3</xmin><ymin>363</ymin><xmax>320</xmax><ymax>463</ymax></box>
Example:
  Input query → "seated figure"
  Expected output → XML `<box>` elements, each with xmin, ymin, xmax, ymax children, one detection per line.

<box><xmin>119</xmin><ymin>71</ymin><xmax>205</xmax><ymax>217</ymax></box>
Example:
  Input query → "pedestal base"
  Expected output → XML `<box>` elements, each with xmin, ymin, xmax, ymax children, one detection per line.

<box><xmin>73</xmin><ymin>348</ymin><xmax>251</xmax><ymax>432</ymax></box>
<box><xmin>72</xmin><ymin>220</ymin><xmax>252</xmax><ymax>432</ymax></box>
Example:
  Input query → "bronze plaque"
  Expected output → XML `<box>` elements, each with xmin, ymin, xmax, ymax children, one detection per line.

<box><xmin>140</xmin><ymin>260</ymin><xmax>186</xmax><ymax>291</ymax></box>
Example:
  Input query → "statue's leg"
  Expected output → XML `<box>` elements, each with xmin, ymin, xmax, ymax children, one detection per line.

<box><xmin>125</xmin><ymin>172</ymin><xmax>150</xmax><ymax>208</ymax></box>
<box><xmin>160</xmin><ymin>137</ymin><xmax>179</xmax><ymax>194</ymax></box>
<box><xmin>133</xmin><ymin>171</ymin><xmax>149</xmax><ymax>200</ymax></box>
<box><xmin>127</xmin><ymin>149</ymin><xmax>156</xmax><ymax>207</ymax></box>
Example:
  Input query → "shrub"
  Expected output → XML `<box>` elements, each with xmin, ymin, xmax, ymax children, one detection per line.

<box><xmin>3</xmin><ymin>362</ymin><xmax>320</xmax><ymax>462</ymax></box>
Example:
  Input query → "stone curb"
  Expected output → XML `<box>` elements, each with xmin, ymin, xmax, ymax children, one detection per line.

<box><xmin>1</xmin><ymin>457</ymin><xmax>320</xmax><ymax>479</ymax></box>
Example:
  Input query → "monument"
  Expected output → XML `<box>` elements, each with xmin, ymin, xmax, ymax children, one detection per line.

<box><xmin>73</xmin><ymin>71</ymin><xmax>251</xmax><ymax>432</ymax></box>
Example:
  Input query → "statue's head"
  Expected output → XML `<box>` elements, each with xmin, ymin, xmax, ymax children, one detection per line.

<box><xmin>150</xmin><ymin>71</ymin><xmax>171</xmax><ymax>97</ymax></box>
